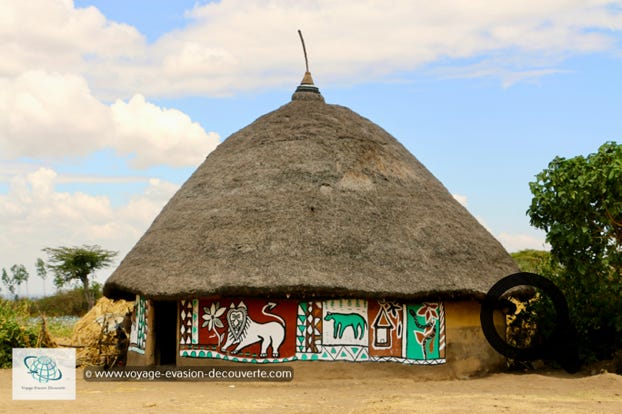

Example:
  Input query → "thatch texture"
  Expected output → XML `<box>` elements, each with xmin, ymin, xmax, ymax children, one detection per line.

<box><xmin>104</xmin><ymin>88</ymin><xmax>517</xmax><ymax>302</ymax></box>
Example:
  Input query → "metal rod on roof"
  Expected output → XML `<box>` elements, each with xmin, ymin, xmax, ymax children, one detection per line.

<box><xmin>298</xmin><ymin>29</ymin><xmax>309</xmax><ymax>73</ymax></box>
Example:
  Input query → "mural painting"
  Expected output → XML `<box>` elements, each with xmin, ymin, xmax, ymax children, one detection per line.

<box><xmin>406</xmin><ymin>303</ymin><xmax>446</xmax><ymax>360</ymax></box>
<box><xmin>319</xmin><ymin>299</ymin><xmax>369</xmax><ymax>362</ymax></box>
<box><xmin>174</xmin><ymin>297</ymin><xmax>446</xmax><ymax>365</ymax></box>
<box><xmin>180</xmin><ymin>298</ymin><xmax>298</xmax><ymax>362</ymax></box>
<box><xmin>368</xmin><ymin>300</ymin><xmax>403</xmax><ymax>360</ymax></box>
<box><xmin>179</xmin><ymin>299</ymin><xmax>198</xmax><ymax>345</ymax></box>
<box><xmin>129</xmin><ymin>295</ymin><xmax>148</xmax><ymax>354</ymax></box>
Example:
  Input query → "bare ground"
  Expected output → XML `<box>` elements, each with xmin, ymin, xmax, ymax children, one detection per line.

<box><xmin>2</xmin><ymin>367</ymin><xmax>621</xmax><ymax>413</ymax></box>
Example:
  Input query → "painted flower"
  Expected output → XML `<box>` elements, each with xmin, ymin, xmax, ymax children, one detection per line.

<box><xmin>202</xmin><ymin>302</ymin><xmax>226</xmax><ymax>331</ymax></box>
<box><xmin>417</xmin><ymin>303</ymin><xmax>439</xmax><ymax>324</ymax></box>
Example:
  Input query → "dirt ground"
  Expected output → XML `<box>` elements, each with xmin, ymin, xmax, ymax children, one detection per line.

<box><xmin>2</xmin><ymin>366</ymin><xmax>621</xmax><ymax>414</ymax></box>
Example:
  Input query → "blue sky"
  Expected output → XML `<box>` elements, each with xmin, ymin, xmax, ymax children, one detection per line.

<box><xmin>1</xmin><ymin>0</ymin><xmax>621</xmax><ymax>297</ymax></box>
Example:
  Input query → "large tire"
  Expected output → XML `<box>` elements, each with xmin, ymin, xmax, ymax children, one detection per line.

<box><xmin>480</xmin><ymin>272</ymin><xmax>579</xmax><ymax>373</ymax></box>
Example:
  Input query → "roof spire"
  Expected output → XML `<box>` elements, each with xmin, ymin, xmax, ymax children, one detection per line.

<box><xmin>293</xmin><ymin>30</ymin><xmax>322</xmax><ymax>100</ymax></box>
<box><xmin>299</xmin><ymin>29</ymin><xmax>310</xmax><ymax>73</ymax></box>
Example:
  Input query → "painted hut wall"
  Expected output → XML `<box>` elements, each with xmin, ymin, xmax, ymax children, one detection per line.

<box><xmin>127</xmin><ymin>296</ymin><xmax>155</xmax><ymax>366</ymax></box>
<box><xmin>178</xmin><ymin>297</ymin><xmax>446</xmax><ymax>365</ymax></box>
<box><xmin>175</xmin><ymin>298</ymin><xmax>506</xmax><ymax>378</ymax></box>
<box><xmin>124</xmin><ymin>295</ymin><xmax>504</xmax><ymax>377</ymax></box>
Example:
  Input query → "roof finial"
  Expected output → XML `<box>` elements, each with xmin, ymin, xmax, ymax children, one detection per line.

<box><xmin>293</xmin><ymin>29</ymin><xmax>322</xmax><ymax>100</ymax></box>
<box><xmin>298</xmin><ymin>29</ymin><xmax>310</xmax><ymax>73</ymax></box>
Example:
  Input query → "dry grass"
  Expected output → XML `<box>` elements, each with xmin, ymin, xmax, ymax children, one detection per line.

<box><xmin>68</xmin><ymin>297</ymin><xmax>133</xmax><ymax>366</ymax></box>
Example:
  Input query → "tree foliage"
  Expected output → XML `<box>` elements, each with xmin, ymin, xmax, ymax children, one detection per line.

<box><xmin>528</xmin><ymin>141</ymin><xmax>622</xmax><ymax>360</ymax></box>
<box><xmin>42</xmin><ymin>245</ymin><xmax>117</xmax><ymax>309</ymax></box>
<box><xmin>36</xmin><ymin>257</ymin><xmax>48</xmax><ymax>296</ymax></box>
<box><xmin>1</xmin><ymin>264</ymin><xmax>29</xmax><ymax>299</ymax></box>
<box><xmin>510</xmin><ymin>250</ymin><xmax>555</xmax><ymax>275</ymax></box>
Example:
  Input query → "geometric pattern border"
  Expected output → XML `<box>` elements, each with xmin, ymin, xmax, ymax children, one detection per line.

<box><xmin>179</xmin><ymin>299</ymin><xmax>198</xmax><ymax>345</ymax></box>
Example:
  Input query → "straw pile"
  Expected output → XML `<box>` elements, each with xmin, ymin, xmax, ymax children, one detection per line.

<box><xmin>36</xmin><ymin>315</ymin><xmax>58</xmax><ymax>348</ymax></box>
<box><xmin>70</xmin><ymin>297</ymin><xmax>133</xmax><ymax>366</ymax></box>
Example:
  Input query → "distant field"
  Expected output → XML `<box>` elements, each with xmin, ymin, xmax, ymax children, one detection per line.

<box><xmin>28</xmin><ymin>315</ymin><xmax>79</xmax><ymax>340</ymax></box>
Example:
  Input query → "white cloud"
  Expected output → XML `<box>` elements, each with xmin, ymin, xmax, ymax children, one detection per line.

<box><xmin>3</xmin><ymin>1</ymin><xmax>622</xmax><ymax>98</ymax></box>
<box><xmin>451</xmin><ymin>192</ymin><xmax>548</xmax><ymax>252</ymax></box>
<box><xmin>0</xmin><ymin>0</ymin><xmax>145</xmax><ymax>76</ymax></box>
<box><xmin>0</xmin><ymin>71</ymin><xmax>220</xmax><ymax>167</ymax></box>
<box><xmin>0</xmin><ymin>167</ymin><xmax>179</xmax><ymax>296</ymax></box>
<box><xmin>454</xmin><ymin>193</ymin><xmax>548</xmax><ymax>253</ymax></box>
<box><xmin>110</xmin><ymin>95</ymin><xmax>219</xmax><ymax>168</ymax></box>
<box><xmin>452</xmin><ymin>193</ymin><xmax>468</xmax><ymax>207</ymax></box>
<box><xmin>0</xmin><ymin>161</ymin><xmax>153</xmax><ymax>185</ymax></box>
<box><xmin>0</xmin><ymin>71</ymin><xmax>110</xmax><ymax>158</ymax></box>
<box><xmin>497</xmin><ymin>232</ymin><xmax>550</xmax><ymax>252</ymax></box>
<box><xmin>119</xmin><ymin>0</ymin><xmax>622</xmax><ymax>96</ymax></box>
<box><xmin>434</xmin><ymin>59</ymin><xmax>570</xmax><ymax>88</ymax></box>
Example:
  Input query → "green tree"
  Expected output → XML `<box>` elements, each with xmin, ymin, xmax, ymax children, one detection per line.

<box><xmin>36</xmin><ymin>257</ymin><xmax>48</xmax><ymax>296</ymax></box>
<box><xmin>1</xmin><ymin>264</ymin><xmax>29</xmax><ymax>299</ymax></box>
<box><xmin>42</xmin><ymin>245</ymin><xmax>117</xmax><ymax>309</ymax></box>
<box><xmin>511</xmin><ymin>249</ymin><xmax>555</xmax><ymax>275</ymax></box>
<box><xmin>528</xmin><ymin>141</ymin><xmax>622</xmax><ymax>360</ymax></box>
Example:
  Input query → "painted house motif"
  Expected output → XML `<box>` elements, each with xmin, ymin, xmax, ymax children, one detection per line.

<box><xmin>373</xmin><ymin>311</ymin><xmax>392</xmax><ymax>347</ymax></box>
<box><xmin>368</xmin><ymin>301</ymin><xmax>405</xmax><ymax>360</ymax></box>
<box><xmin>173</xmin><ymin>296</ymin><xmax>446</xmax><ymax>365</ymax></box>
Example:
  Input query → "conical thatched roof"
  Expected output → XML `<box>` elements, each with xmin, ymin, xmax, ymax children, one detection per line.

<box><xmin>104</xmin><ymin>82</ymin><xmax>518</xmax><ymax>302</ymax></box>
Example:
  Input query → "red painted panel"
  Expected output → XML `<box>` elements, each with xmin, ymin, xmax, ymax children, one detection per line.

<box><xmin>368</xmin><ymin>300</ymin><xmax>403</xmax><ymax>358</ymax></box>
<box><xmin>197</xmin><ymin>298</ymin><xmax>297</xmax><ymax>359</ymax></box>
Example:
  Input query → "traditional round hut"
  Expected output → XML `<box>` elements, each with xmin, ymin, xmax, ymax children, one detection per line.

<box><xmin>104</xmin><ymin>71</ymin><xmax>518</xmax><ymax>377</ymax></box>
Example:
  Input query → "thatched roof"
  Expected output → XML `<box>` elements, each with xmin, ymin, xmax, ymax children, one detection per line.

<box><xmin>104</xmin><ymin>81</ymin><xmax>518</xmax><ymax>302</ymax></box>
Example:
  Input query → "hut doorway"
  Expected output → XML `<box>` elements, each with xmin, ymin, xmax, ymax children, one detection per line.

<box><xmin>154</xmin><ymin>300</ymin><xmax>178</xmax><ymax>365</ymax></box>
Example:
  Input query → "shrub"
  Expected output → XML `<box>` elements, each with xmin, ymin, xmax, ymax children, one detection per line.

<box><xmin>30</xmin><ymin>284</ymin><xmax>102</xmax><ymax>317</ymax></box>
<box><xmin>510</xmin><ymin>249</ymin><xmax>620</xmax><ymax>366</ymax></box>
<box><xmin>0</xmin><ymin>299</ymin><xmax>38</xmax><ymax>368</ymax></box>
